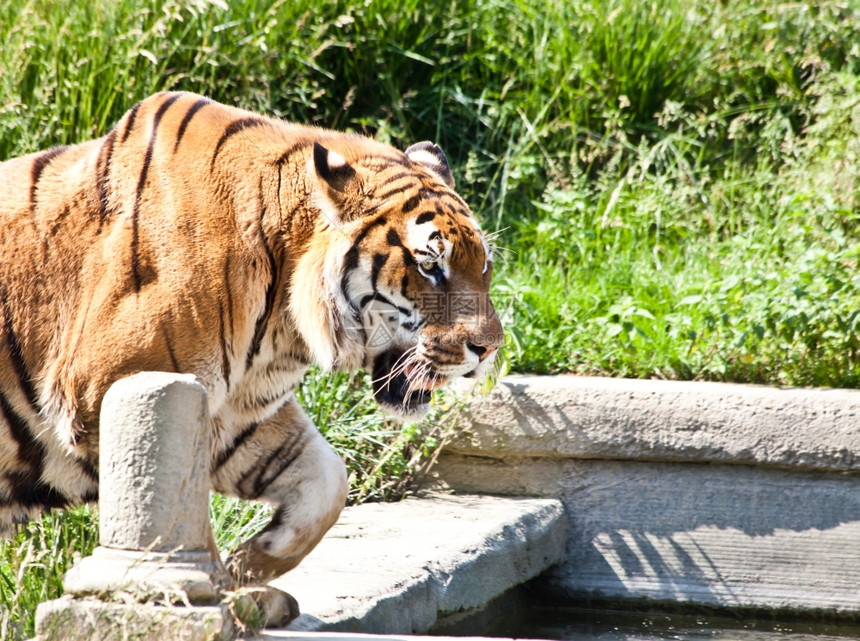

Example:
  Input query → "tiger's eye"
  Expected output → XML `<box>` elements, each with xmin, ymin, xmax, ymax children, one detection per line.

<box><xmin>419</xmin><ymin>259</ymin><xmax>436</xmax><ymax>272</ymax></box>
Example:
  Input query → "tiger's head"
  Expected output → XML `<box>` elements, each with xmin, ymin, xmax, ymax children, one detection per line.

<box><xmin>291</xmin><ymin>137</ymin><xmax>504</xmax><ymax>418</ymax></box>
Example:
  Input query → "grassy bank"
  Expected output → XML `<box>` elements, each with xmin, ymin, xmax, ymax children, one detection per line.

<box><xmin>1</xmin><ymin>0</ymin><xmax>857</xmax><ymax>386</ymax></box>
<box><xmin>2</xmin><ymin>0</ymin><xmax>859</xmax><ymax>636</ymax></box>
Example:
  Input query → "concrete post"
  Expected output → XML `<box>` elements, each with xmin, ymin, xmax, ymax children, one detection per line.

<box><xmin>98</xmin><ymin>371</ymin><xmax>212</xmax><ymax>552</ymax></box>
<box><xmin>35</xmin><ymin>372</ymin><xmax>234</xmax><ymax>641</ymax></box>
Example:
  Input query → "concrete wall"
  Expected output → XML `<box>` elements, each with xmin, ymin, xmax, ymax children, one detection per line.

<box><xmin>433</xmin><ymin>375</ymin><xmax>860</xmax><ymax>616</ymax></box>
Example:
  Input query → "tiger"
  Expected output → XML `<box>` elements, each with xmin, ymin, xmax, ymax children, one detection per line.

<box><xmin>0</xmin><ymin>92</ymin><xmax>503</xmax><ymax>615</ymax></box>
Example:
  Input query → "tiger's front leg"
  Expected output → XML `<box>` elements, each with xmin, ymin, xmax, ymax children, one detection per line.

<box><xmin>211</xmin><ymin>399</ymin><xmax>348</xmax><ymax>588</ymax></box>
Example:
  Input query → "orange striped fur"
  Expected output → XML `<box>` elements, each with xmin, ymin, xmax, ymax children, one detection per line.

<box><xmin>0</xmin><ymin>92</ymin><xmax>503</xmax><ymax>588</ymax></box>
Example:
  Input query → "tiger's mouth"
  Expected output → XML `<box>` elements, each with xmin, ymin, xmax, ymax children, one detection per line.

<box><xmin>371</xmin><ymin>349</ymin><xmax>447</xmax><ymax>414</ymax></box>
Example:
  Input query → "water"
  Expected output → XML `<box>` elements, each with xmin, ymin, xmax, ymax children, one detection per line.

<box><xmin>432</xmin><ymin>590</ymin><xmax>860</xmax><ymax>641</ymax></box>
<box><xmin>476</xmin><ymin>606</ymin><xmax>858</xmax><ymax>641</ymax></box>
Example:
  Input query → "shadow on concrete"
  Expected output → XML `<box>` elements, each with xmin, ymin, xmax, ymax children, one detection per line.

<box><xmin>552</xmin><ymin>460</ymin><xmax>860</xmax><ymax>607</ymax></box>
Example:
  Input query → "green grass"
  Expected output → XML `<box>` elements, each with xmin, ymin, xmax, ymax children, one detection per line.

<box><xmin>497</xmin><ymin>65</ymin><xmax>860</xmax><ymax>386</ymax></box>
<box><xmin>2</xmin><ymin>0</ymin><xmax>860</xmax><ymax>636</ymax></box>
<box><xmin>0</xmin><ymin>507</ymin><xmax>98</xmax><ymax>639</ymax></box>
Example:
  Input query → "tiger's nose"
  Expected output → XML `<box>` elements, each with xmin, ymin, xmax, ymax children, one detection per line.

<box><xmin>467</xmin><ymin>342</ymin><xmax>489</xmax><ymax>359</ymax></box>
<box><xmin>466</xmin><ymin>329</ymin><xmax>504</xmax><ymax>360</ymax></box>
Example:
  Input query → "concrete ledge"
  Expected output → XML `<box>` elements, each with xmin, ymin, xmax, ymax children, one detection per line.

<box><xmin>434</xmin><ymin>375</ymin><xmax>860</xmax><ymax>617</ymax></box>
<box><xmin>269</xmin><ymin>494</ymin><xmax>565</xmax><ymax>636</ymax></box>
<box><xmin>446</xmin><ymin>458</ymin><xmax>859</xmax><ymax>615</ymax></box>
<box><xmin>449</xmin><ymin>375</ymin><xmax>860</xmax><ymax>471</ymax></box>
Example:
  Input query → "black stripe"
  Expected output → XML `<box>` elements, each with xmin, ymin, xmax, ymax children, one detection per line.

<box><xmin>223</xmin><ymin>255</ymin><xmax>235</xmax><ymax>339</ymax></box>
<box><xmin>344</xmin><ymin>247</ymin><xmax>359</xmax><ymax>273</ymax></box>
<box><xmin>401</xmin><ymin>274</ymin><xmax>410</xmax><ymax>298</ymax></box>
<box><xmin>339</xmin><ymin>215</ymin><xmax>389</xmax><ymax>311</ymax></box>
<box><xmin>358</xmin><ymin>292</ymin><xmax>413</xmax><ymax>319</ymax></box>
<box><xmin>30</xmin><ymin>146</ymin><xmax>67</xmax><ymax>213</ymax></box>
<box><xmin>78</xmin><ymin>458</ymin><xmax>98</xmax><ymax>482</ymax></box>
<box><xmin>240</xmin><ymin>386</ymin><xmax>290</xmax><ymax>413</ymax></box>
<box><xmin>418</xmin><ymin>186</ymin><xmax>468</xmax><ymax>211</ymax></box>
<box><xmin>357</xmin><ymin>155</ymin><xmax>410</xmax><ymax>172</ymax></box>
<box><xmin>418</xmin><ymin>186</ymin><xmax>445</xmax><ymax>200</ymax></box>
<box><xmin>0</xmin><ymin>388</ymin><xmax>41</xmax><ymax>470</ymax></box>
<box><xmin>375</xmin><ymin>184</ymin><xmax>413</xmax><ymax>202</ymax></box>
<box><xmin>121</xmin><ymin>101</ymin><xmax>143</xmax><ymax>143</ymax></box>
<box><xmin>261</xmin><ymin>504</ymin><xmax>288</xmax><ymax>534</ymax></box>
<box><xmin>386</xmin><ymin>229</ymin><xmax>417</xmax><ymax>266</ymax></box>
<box><xmin>415</xmin><ymin>211</ymin><xmax>437</xmax><ymax>225</ymax></box>
<box><xmin>211</xmin><ymin>118</ymin><xmax>267</xmax><ymax>169</ymax></box>
<box><xmin>174</xmin><ymin>97</ymin><xmax>211</xmax><ymax>152</ymax></box>
<box><xmin>219</xmin><ymin>299</ymin><xmax>231</xmax><ymax>391</ymax></box>
<box><xmin>347</xmin><ymin>216</ymin><xmax>389</xmax><ymax>254</ymax></box>
<box><xmin>239</xmin><ymin>429</ymin><xmax>307</xmax><ymax>499</ymax></box>
<box><xmin>245</xmin><ymin>255</ymin><xmax>276</xmax><ymax>369</ymax></box>
<box><xmin>245</xmin><ymin>182</ymin><xmax>278</xmax><ymax>369</ymax></box>
<box><xmin>140</xmin><ymin>95</ymin><xmax>183</xmax><ymax>192</ymax></box>
<box><xmin>0</xmin><ymin>389</ymin><xmax>69</xmax><ymax>511</ymax></box>
<box><xmin>401</xmin><ymin>195</ymin><xmax>420</xmax><ymax>213</ymax></box>
<box><xmin>214</xmin><ymin>421</ymin><xmax>259</xmax><ymax>471</ymax></box>
<box><xmin>6</xmin><ymin>473</ymin><xmax>70</xmax><ymax>511</ymax></box>
<box><xmin>370</xmin><ymin>252</ymin><xmax>389</xmax><ymax>291</ymax></box>
<box><xmin>402</xmin><ymin>317</ymin><xmax>423</xmax><ymax>332</ymax></box>
<box><xmin>418</xmin><ymin>187</ymin><xmax>469</xmax><ymax>209</ymax></box>
<box><xmin>273</xmin><ymin>141</ymin><xmax>308</xmax><ymax>166</ymax></box>
<box><xmin>163</xmin><ymin>328</ymin><xmax>180</xmax><ymax>372</ymax></box>
<box><xmin>373</xmin><ymin>170</ymin><xmax>413</xmax><ymax>184</ymax></box>
<box><xmin>341</xmin><ymin>247</ymin><xmax>362</xmax><ymax>328</ymax></box>
<box><xmin>131</xmin><ymin>94</ymin><xmax>183</xmax><ymax>292</ymax></box>
<box><xmin>0</xmin><ymin>286</ymin><xmax>39</xmax><ymax>411</ymax></box>
<box><xmin>96</xmin><ymin>129</ymin><xmax>117</xmax><ymax>230</ymax></box>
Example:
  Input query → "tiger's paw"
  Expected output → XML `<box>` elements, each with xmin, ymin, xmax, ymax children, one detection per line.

<box><xmin>257</xmin><ymin>585</ymin><xmax>300</xmax><ymax>628</ymax></box>
<box><xmin>230</xmin><ymin>585</ymin><xmax>300</xmax><ymax>629</ymax></box>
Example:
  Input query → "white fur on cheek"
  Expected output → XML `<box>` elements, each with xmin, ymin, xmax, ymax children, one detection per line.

<box><xmin>289</xmin><ymin>230</ymin><xmax>363</xmax><ymax>370</ymax></box>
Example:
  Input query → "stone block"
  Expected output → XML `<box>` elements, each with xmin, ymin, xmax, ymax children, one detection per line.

<box><xmin>34</xmin><ymin>596</ymin><xmax>234</xmax><ymax>641</ymax></box>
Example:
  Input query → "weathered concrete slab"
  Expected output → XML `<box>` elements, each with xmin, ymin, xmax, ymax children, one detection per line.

<box><xmin>35</xmin><ymin>596</ymin><xmax>233</xmax><ymax>641</ymax></box>
<box><xmin>268</xmin><ymin>494</ymin><xmax>565</xmax><ymax>636</ymax></box>
<box><xmin>500</xmin><ymin>459</ymin><xmax>858</xmax><ymax>614</ymax></box>
<box><xmin>450</xmin><ymin>375</ymin><xmax>860</xmax><ymax>471</ymax></box>
<box><xmin>435</xmin><ymin>375</ymin><xmax>860</xmax><ymax>617</ymax></box>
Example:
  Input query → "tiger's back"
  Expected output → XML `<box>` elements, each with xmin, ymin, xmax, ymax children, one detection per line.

<box><xmin>1</xmin><ymin>93</ymin><xmax>322</xmax><ymax>522</ymax></box>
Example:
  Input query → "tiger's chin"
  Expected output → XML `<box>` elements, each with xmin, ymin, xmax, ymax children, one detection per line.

<box><xmin>371</xmin><ymin>349</ymin><xmax>448</xmax><ymax>420</ymax></box>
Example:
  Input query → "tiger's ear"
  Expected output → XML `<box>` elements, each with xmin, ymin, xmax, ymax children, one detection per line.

<box><xmin>311</xmin><ymin>141</ymin><xmax>362</xmax><ymax>223</ymax></box>
<box><xmin>406</xmin><ymin>141</ymin><xmax>455</xmax><ymax>189</ymax></box>
<box><xmin>313</xmin><ymin>141</ymin><xmax>356</xmax><ymax>193</ymax></box>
